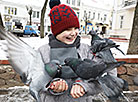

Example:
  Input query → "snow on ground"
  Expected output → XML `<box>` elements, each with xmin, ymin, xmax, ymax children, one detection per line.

<box><xmin>0</xmin><ymin>35</ymin><xmax>137</xmax><ymax>60</ymax></box>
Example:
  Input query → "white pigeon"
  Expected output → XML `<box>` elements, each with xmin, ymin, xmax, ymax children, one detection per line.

<box><xmin>0</xmin><ymin>26</ymin><xmax>52</xmax><ymax>102</ymax></box>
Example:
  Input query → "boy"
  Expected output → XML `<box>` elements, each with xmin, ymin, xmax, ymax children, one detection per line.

<box><xmin>38</xmin><ymin>3</ymin><xmax>116</xmax><ymax>102</ymax></box>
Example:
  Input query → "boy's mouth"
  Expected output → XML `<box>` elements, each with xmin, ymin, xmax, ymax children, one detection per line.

<box><xmin>66</xmin><ymin>36</ymin><xmax>74</xmax><ymax>41</ymax></box>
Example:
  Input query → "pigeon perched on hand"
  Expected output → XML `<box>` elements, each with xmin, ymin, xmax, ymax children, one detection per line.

<box><xmin>64</xmin><ymin>58</ymin><xmax>126</xmax><ymax>79</ymax></box>
<box><xmin>0</xmin><ymin>26</ymin><xmax>52</xmax><ymax>102</ymax></box>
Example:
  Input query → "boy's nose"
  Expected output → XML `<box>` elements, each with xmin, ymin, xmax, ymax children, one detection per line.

<box><xmin>70</xmin><ymin>29</ymin><xmax>77</xmax><ymax>36</ymax></box>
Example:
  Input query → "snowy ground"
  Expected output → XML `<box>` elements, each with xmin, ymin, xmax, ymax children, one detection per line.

<box><xmin>0</xmin><ymin>35</ymin><xmax>138</xmax><ymax>60</ymax></box>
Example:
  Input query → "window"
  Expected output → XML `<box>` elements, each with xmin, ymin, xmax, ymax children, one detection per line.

<box><xmin>15</xmin><ymin>8</ymin><xmax>17</xmax><ymax>15</ymax></box>
<box><xmin>84</xmin><ymin>10</ymin><xmax>86</xmax><ymax>18</ymax></box>
<box><xmin>48</xmin><ymin>26</ymin><xmax>51</xmax><ymax>32</ymax></box>
<box><xmin>92</xmin><ymin>12</ymin><xmax>95</xmax><ymax>20</ymax></box>
<box><xmin>8</xmin><ymin>7</ymin><xmax>10</xmax><ymax>14</ymax></box>
<box><xmin>33</xmin><ymin>11</ymin><xmax>40</xmax><ymax>18</ymax></box>
<box><xmin>104</xmin><ymin>14</ymin><xmax>107</xmax><ymax>22</ymax></box>
<box><xmin>88</xmin><ymin>11</ymin><xmax>91</xmax><ymax>19</ymax></box>
<box><xmin>72</xmin><ymin>0</ymin><xmax>75</xmax><ymax>5</ymax></box>
<box><xmin>77</xmin><ymin>0</ymin><xmax>81</xmax><ymax>6</ymax></box>
<box><xmin>37</xmin><ymin>12</ymin><xmax>39</xmax><ymax>18</ymax></box>
<box><xmin>29</xmin><ymin>27</ymin><xmax>32</xmax><ymax>30</ymax></box>
<box><xmin>98</xmin><ymin>13</ymin><xmax>100</xmax><ymax>20</ymax></box>
<box><xmin>77</xmin><ymin>12</ymin><xmax>80</xmax><ymax>19</ymax></box>
<box><xmin>4</xmin><ymin>7</ymin><xmax>8</xmax><ymax>14</ymax></box>
<box><xmin>120</xmin><ymin>16</ymin><xmax>124</xmax><ymax>28</ymax></box>
<box><xmin>11</xmin><ymin>8</ymin><xmax>14</xmax><ymax>14</ymax></box>
<box><xmin>67</xmin><ymin>0</ymin><xmax>70</xmax><ymax>4</ymax></box>
<box><xmin>4</xmin><ymin>6</ymin><xmax>17</xmax><ymax>15</ymax></box>
<box><xmin>33</xmin><ymin>11</ymin><xmax>36</xmax><ymax>18</ymax></box>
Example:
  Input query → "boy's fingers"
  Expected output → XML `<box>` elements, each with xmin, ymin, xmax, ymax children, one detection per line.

<box><xmin>80</xmin><ymin>86</ymin><xmax>85</xmax><ymax>94</ymax></box>
<box><xmin>77</xmin><ymin>85</ymin><xmax>83</xmax><ymax>97</ymax></box>
<box><xmin>71</xmin><ymin>85</ymin><xmax>79</xmax><ymax>98</ymax></box>
<box><xmin>75</xmin><ymin>85</ymin><xmax>81</xmax><ymax>98</ymax></box>
<box><xmin>70</xmin><ymin>85</ymin><xmax>76</xmax><ymax>98</ymax></box>
<box><xmin>62</xmin><ymin>80</ymin><xmax>66</xmax><ymax>91</ymax></box>
<box><xmin>55</xmin><ymin>81</ymin><xmax>60</xmax><ymax>90</ymax></box>
<box><xmin>58</xmin><ymin>80</ymin><xmax>63</xmax><ymax>91</ymax></box>
<box><xmin>70</xmin><ymin>84</ymin><xmax>85</xmax><ymax>98</ymax></box>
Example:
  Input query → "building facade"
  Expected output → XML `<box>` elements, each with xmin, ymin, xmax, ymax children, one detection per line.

<box><xmin>0</xmin><ymin>0</ymin><xmax>43</xmax><ymax>31</ymax></box>
<box><xmin>0</xmin><ymin>0</ymin><xmax>113</xmax><ymax>35</ymax></box>
<box><xmin>79</xmin><ymin>0</ymin><xmax>112</xmax><ymax>35</ymax></box>
<box><xmin>111</xmin><ymin>0</ymin><xmax>137</xmax><ymax>39</ymax></box>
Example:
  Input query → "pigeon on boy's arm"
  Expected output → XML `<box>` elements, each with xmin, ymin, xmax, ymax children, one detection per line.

<box><xmin>64</xmin><ymin>58</ymin><xmax>125</xmax><ymax>79</ymax></box>
<box><xmin>64</xmin><ymin>57</ymin><xmax>128</xmax><ymax>101</ymax></box>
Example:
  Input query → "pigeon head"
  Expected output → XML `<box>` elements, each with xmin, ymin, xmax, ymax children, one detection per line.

<box><xmin>64</xmin><ymin>58</ymin><xmax>82</xmax><ymax>71</ymax></box>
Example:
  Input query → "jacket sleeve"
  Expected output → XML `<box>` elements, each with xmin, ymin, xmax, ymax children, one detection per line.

<box><xmin>47</xmin><ymin>78</ymin><xmax>68</xmax><ymax>95</ymax></box>
<box><xmin>73</xmin><ymin>78</ymin><xmax>103</xmax><ymax>95</ymax></box>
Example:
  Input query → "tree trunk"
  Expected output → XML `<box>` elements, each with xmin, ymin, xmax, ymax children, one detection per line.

<box><xmin>40</xmin><ymin>0</ymin><xmax>48</xmax><ymax>38</ymax></box>
<box><xmin>127</xmin><ymin>2</ymin><xmax>138</xmax><ymax>54</ymax></box>
<box><xmin>30</xmin><ymin>14</ymin><xmax>32</xmax><ymax>25</ymax></box>
<box><xmin>0</xmin><ymin>13</ymin><xmax>4</xmax><ymax>27</ymax></box>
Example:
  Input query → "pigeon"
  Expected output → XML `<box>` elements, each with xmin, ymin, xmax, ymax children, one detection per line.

<box><xmin>64</xmin><ymin>57</ymin><xmax>128</xmax><ymax>101</ymax></box>
<box><xmin>98</xmin><ymin>74</ymin><xmax>128</xmax><ymax>102</ymax></box>
<box><xmin>0</xmin><ymin>26</ymin><xmax>52</xmax><ymax>102</ymax></box>
<box><xmin>90</xmin><ymin>33</ymin><xmax>125</xmax><ymax>62</ymax></box>
<box><xmin>64</xmin><ymin>58</ymin><xmax>126</xmax><ymax>79</ymax></box>
<box><xmin>45</xmin><ymin>60</ymin><xmax>62</xmax><ymax>78</ymax></box>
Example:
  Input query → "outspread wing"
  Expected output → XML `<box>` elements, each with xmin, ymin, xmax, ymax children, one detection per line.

<box><xmin>0</xmin><ymin>26</ymin><xmax>43</xmax><ymax>83</ymax></box>
<box><xmin>0</xmin><ymin>26</ymin><xmax>52</xmax><ymax>101</ymax></box>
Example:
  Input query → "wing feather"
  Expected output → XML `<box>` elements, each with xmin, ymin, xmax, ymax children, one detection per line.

<box><xmin>0</xmin><ymin>26</ymin><xmax>43</xmax><ymax>81</ymax></box>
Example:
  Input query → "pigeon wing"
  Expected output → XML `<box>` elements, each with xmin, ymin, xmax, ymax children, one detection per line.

<box><xmin>0</xmin><ymin>26</ymin><xmax>43</xmax><ymax>83</ymax></box>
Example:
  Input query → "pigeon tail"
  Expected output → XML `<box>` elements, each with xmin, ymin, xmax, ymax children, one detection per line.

<box><xmin>102</xmin><ymin>61</ymin><xmax>126</xmax><ymax>74</ymax></box>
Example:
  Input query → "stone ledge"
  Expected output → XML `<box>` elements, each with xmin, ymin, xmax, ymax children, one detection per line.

<box><xmin>0</xmin><ymin>60</ymin><xmax>9</xmax><ymax>64</ymax></box>
<box><xmin>116</xmin><ymin>58</ymin><xmax>138</xmax><ymax>63</ymax></box>
<box><xmin>0</xmin><ymin>57</ymin><xmax>138</xmax><ymax>65</ymax></box>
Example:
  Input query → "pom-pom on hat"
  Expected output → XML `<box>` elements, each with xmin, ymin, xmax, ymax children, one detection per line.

<box><xmin>49</xmin><ymin>2</ymin><xmax>80</xmax><ymax>36</ymax></box>
<box><xmin>49</xmin><ymin>0</ymin><xmax>61</xmax><ymax>9</ymax></box>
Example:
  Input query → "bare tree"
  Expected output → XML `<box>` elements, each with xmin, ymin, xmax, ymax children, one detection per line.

<box><xmin>0</xmin><ymin>13</ymin><xmax>4</xmax><ymax>27</ymax></box>
<box><xmin>26</xmin><ymin>6</ymin><xmax>33</xmax><ymax>25</ymax></box>
<box><xmin>127</xmin><ymin>2</ymin><xmax>138</xmax><ymax>54</ymax></box>
<box><xmin>40</xmin><ymin>0</ymin><xmax>48</xmax><ymax>38</ymax></box>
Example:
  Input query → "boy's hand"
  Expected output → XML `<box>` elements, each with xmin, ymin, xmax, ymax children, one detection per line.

<box><xmin>49</xmin><ymin>79</ymin><xmax>68</xmax><ymax>92</ymax></box>
<box><xmin>70</xmin><ymin>84</ymin><xmax>85</xmax><ymax>98</ymax></box>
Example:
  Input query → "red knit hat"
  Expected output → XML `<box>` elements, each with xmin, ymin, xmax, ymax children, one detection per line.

<box><xmin>49</xmin><ymin>4</ymin><xmax>80</xmax><ymax>36</ymax></box>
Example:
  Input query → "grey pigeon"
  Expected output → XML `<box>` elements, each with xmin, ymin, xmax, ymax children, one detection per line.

<box><xmin>0</xmin><ymin>26</ymin><xmax>52</xmax><ymax>102</ymax></box>
<box><xmin>64</xmin><ymin>58</ymin><xmax>126</xmax><ymax>79</ymax></box>
<box><xmin>64</xmin><ymin>57</ymin><xmax>128</xmax><ymax>101</ymax></box>
<box><xmin>90</xmin><ymin>33</ymin><xmax>125</xmax><ymax>62</ymax></box>
<box><xmin>98</xmin><ymin>74</ymin><xmax>128</xmax><ymax>102</ymax></box>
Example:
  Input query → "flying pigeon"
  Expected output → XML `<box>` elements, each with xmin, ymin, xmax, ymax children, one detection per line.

<box><xmin>0</xmin><ymin>26</ymin><xmax>52</xmax><ymax>102</ymax></box>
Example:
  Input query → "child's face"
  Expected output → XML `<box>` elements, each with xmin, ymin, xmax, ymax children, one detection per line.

<box><xmin>56</xmin><ymin>27</ymin><xmax>79</xmax><ymax>44</ymax></box>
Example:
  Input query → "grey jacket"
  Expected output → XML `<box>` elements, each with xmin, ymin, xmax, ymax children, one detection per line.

<box><xmin>38</xmin><ymin>43</ymin><xmax>117</xmax><ymax>102</ymax></box>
